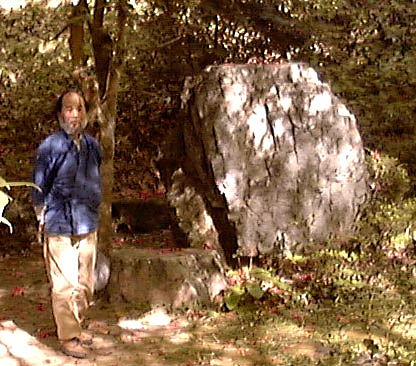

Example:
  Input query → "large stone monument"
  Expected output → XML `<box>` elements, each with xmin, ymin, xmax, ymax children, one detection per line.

<box><xmin>158</xmin><ymin>62</ymin><xmax>369</xmax><ymax>263</ymax></box>
<box><xmin>109</xmin><ymin>62</ymin><xmax>369</xmax><ymax>310</ymax></box>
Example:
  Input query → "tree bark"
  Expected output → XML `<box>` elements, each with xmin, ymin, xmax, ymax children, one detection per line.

<box><xmin>71</xmin><ymin>0</ymin><xmax>127</xmax><ymax>255</ymax></box>
<box><xmin>90</xmin><ymin>0</ymin><xmax>112</xmax><ymax>97</ymax></box>
<box><xmin>69</xmin><ymin>1</ymin><xmax>86</xmax><ymax>67</ymax></box>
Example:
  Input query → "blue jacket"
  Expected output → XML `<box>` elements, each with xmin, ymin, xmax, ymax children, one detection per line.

<box><xmin>33</xmin><ymin>130</ymin><xmax>102</xmax><ymax>236</ymax></box>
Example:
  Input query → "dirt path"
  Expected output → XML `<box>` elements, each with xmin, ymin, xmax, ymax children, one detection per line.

<box><xmin>0</xmin><ymin>237</ymin><xmax>336</xmax><ymax>366</ymax></box>
<box><xmin>0</xmin><ymin>245</ymin><xmax>121</xmax><ymax>365</ymax></box>
<box><xmin>2</xmin><ymin>235</ymin><xmax>416</xmax><ymax>365</ymax></box>
<box><xmin>0</xmin><ymin>241</ymin><xmax>263</xmax><ymax>366</ymax></box>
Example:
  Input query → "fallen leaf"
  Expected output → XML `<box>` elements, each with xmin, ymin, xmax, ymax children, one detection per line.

<box><xmin>269</xmin><ymin>308</ymin><xmax>280</xmax><ymax>315</ymax></box>
<box><xmin>88</xmin><ymin>320</ymin><xmax>110</xmax><ymax>334</ymax></box>
<box><xmin>112</xmin><ymin>238</ymin><xmax>125</xmax><ymax>247</ymax></box>
<box><xmin>138</xmin><ymin>192</ymin><xmax>151</xmax><ymax>199</ymax></box>
<box><xmin>12</xmin><ymin>286</ymin><xmax>25</xmax><ymax>296</ymax></box>
<box><xmin>36</xmin><ymin>303</ymin><xmax>47</xmax><ymax>311</ymax></box>
<box><xmin>36</xmin><ymin>328</ymin><xmax>54</xmax><ymax>339</ymax></box>
<box><xmin>160</xmin><ymin>248</ymin><xmax>173</xmax><ymax>254</ymax></box>
<box><xmin>14</xmin><ymin>272</ymin><xmax>26</xmax><ymax>278</ymax></box>
<box><xmin>291</xmin><ymin>313</ymin><xmax>304</xmax><ymax>321</ymax></box>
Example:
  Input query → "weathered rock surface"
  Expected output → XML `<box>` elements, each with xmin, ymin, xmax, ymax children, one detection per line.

<box><xmin>108</xmin><ymin>247</ymin><xmax>227</xmax><ymax>309</ymax></box>
<box><xmin>158</xmin><ymin>62</ymin><xmax>369</xmax><ymax>261</ymax></box>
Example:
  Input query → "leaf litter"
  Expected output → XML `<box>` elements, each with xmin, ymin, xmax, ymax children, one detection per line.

<box><xmin>1</xmin><ymin>235</ymin><xmax>416</xmax><ymax>365</ymax></box>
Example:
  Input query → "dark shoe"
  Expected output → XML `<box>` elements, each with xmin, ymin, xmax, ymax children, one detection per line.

<box><xmin>61</xmin><ymin>338</ymin><xmax>89</xmax><ymax>359</ymax></box>
<box><xmin>79</xmin><ymin>332</ymin><xmax>93</xmax><ymax>346</ymax></box>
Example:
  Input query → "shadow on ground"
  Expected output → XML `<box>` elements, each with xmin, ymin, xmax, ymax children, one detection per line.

<box><xmin>0</xmin><ymin>233</ymin><xmax>284</xmax><ymax>366</ymax></box>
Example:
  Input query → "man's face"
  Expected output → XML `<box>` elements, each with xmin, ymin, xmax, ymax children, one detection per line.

<box><xmin>58</xmin><ymin>92</ymin><xmax>87</xmax><ymax>136</ymax></box>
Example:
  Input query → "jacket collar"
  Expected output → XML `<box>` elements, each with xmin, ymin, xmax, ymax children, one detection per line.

<box><xmin>59</xmin><ymin>129</ymin><xmax>85</xmax><ymax>150</ymax></box>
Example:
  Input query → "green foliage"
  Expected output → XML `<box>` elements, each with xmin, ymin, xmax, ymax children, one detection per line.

<box><xmin>224</xmin><ymin>264</ymin><xmax>308</xmax><ymax>311</ymax></box>
<box><xmin>306</xmin><ymin>1</ymin><xmax>416</xmax><ymax>174</ymax></box>
<box><xmin>2</xmin><ymin>0</ymin><xmax>416</xmax><ymax>194</ymax></box>
<box><xmin>1</xmin><ymin>1</ymin><xmax>416</xmax><ymax>363</ymax></box>
<box><xmin>221</xmin><ymin>237</ymin><xmax>416</xmax><ymax>363</ymax></box>
<box><xmin>225</xmin><ymin>245</ymin><xmax>365</xmax><ymax>309</ymax></box>
<box><xmin>0</xmin><ymin>183</ymin><xmax>12</xmax><ymax>233</ymax></box>
<box><xmin>224</xmin><ymin>266</ymin><xmax>296</xmax><ymax>310</ymax></box>
<box><xmin>224</xmin><ymin>267</ymin><xmax>271</xmax><ymax>310</ymax></box>
<box><xmin>360</xmin><ymin>198</ymin><xmax>416</xmax><ymax>250</ymax></box>
<box><xmin>0</xmin><ymin>176</ymin><xmax>40</xmax><ymax>233</ymax></box>
<box><xmin>0</xmin><ymin>3</ymin><xmax>73</xmax><ymax>128</ymax></box>
<box><xmin>366</xmin><ymin>149</ymin><xmax>410</xmax><ymax>203</ymax></box>
<box><xmin>358</xmin><ymin>150</ymin><xmax>416</xmax><ymax>251</ymax></box>
<box><xmin>0</xmin><ymin>3</ymin><xmax>74</xmax><ymax>187</ymax></box>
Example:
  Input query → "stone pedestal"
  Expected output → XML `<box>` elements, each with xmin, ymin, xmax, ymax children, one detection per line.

<box><xmin>108</xmin><ymin>247</ymin><xmax>227</xmax><ymax>309</ymax></box>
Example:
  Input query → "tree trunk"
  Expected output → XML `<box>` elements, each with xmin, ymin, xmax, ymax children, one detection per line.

<box><xmin>158</xmin><ymin>63</ymin><xmax>369</xmax><ymax>265</ymax></box>
<box><xmin>69</xmin><ymin>0</ymin><xmax>86</xmax><ymax>67</ymax></box>
<box><xmin>98</xmin><ymin>111</ymin><xmax>115</xmax><ymax>255</ymax></box>
<box><xmin>71</xmin><ymin>0</ymin><xmax>127</xmax><ymax>255</ymax></box>
<box><xmin>91</xmin><ymin>0</ymin><xmax>112</xmax><ymax>98</ymax></box>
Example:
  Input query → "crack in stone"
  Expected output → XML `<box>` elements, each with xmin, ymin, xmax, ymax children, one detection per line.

<box><xmin>287</xmin><ymin>112</ymin><xmax>299</xmax><ymax>163</ymax></box>
<box><xmin>264</xmin><ymin>102</ymin><xmax>280</xmax><ymax>150</ymax></box>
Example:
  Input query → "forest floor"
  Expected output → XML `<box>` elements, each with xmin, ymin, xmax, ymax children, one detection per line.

<box><xmin>1</xmin><ymin>231</ymin><xmax>416</xmax><ymax>365</ymax></box>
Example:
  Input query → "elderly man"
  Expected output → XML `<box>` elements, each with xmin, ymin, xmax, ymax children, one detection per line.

<box><xmin>33</xmin><ymin>90</ymin><xmax>101</xmax><ymax>359</ymax></box>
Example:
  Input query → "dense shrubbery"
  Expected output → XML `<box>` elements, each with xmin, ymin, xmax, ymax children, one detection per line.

<box><xmin>0</xmin><ymin>176</ymin><xmax>40</xmax><ymax>234</ymax></box>
<box><xmin>359</xmin><ymin>149</ymin><xmax>416</xmax><ymax>252</ymax></box>
<box><xmin>2</xmin><ymin>0</ymin><xmax>416</xmax><ymax>194</ymax></box>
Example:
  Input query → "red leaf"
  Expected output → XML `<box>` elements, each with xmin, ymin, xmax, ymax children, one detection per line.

<box><xmin>138</xmin><ymin>192</ymin><xmax>151</xmax><ymax>200</ymax></box>
<box><xmin>36</xmin><ymin>328</ymin><xmax>54</xmax><ymax>339</ymax></box>
<box><xmin>12</xmin><ymin>287</ymin><xmax>25</xmax><ymax>296</ymax></box>
<box><xmin>112</xmin><ymin>238</ymin><xmax>125</xmax><ymax>247</ymax></box>
<box><xmin>160</xmin><ymin>248</ymin><xmax>173</xmax><ymax>254</ymax></box>
<box><xmin>336</xmin><ymin>314</ymin><xmax>351</xmax><ymax>324</ymax></box>
<box><xmin>269</xmin><ymin>308</ymin><xmax>280</xmax><ymax>315</ymax></box>
<box><xmin>227</xmin><ymin>278</ymin><xmax>237</xmax><ymax>285</ymax></box>
<box><xmin>291</xmin><ymin>313</ymin><xmax>304</xmax><ymax>321</ymax></box>
<box><xmin>36</xmin><ymin>303</ymin><xmax>47</xmax><ymax>311</ymax></box>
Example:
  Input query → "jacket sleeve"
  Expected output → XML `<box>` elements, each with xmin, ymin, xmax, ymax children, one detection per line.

<box><xmin>32</xmin><ymin>141</ymin><xmax>53</xmax><ymax>206</ymax></box>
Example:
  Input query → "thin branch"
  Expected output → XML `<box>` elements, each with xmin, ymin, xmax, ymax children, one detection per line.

<box><xmin>103</xmin><ymin>0</ymin><xmax>128</xmax><ymax>112</ymax></box>
<box><xmin>51</xmin><ymin>25</ymin><xmax>69</xmax><ymax>40</ymax></box>
<box><xmin>135</xmin><ymin>36</ymin><xmax>183</xmax><ymax>51</ymax></box>
<box><xmin>155</xmin><ymin>36</ymin><xmax>183</xmax><ymax>49</ymax></box>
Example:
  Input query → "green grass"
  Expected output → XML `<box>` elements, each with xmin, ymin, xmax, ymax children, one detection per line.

<box><xmin>214</xmin><ymin>242</ymin><xmax>416</xmax><ymax>365</ymax></box>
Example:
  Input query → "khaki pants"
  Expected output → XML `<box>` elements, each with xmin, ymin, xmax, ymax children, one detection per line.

<box><xmin>43</xmin><ymin>232</ymin><xmax>97</xmax><ymax>341</ymax></box>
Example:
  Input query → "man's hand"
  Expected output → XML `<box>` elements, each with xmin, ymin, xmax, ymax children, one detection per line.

<box><xmin>34</xmin><ymin>205</ymin><xmax>45</xmax><ymax>244</ymax></box>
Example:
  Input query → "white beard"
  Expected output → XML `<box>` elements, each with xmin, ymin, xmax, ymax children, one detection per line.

<box><xmin>59</xmin><ymin>117</ymin><xmax>88</xmax><ymax>136</ymax></box>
